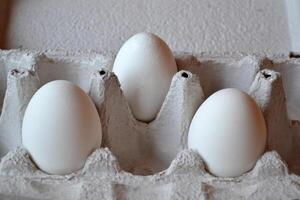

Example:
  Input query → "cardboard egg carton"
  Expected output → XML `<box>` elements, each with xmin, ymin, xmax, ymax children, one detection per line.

<box><xmin>0</xmin><ymin>49</ymin><xmax>299</xmax><ymax>199</ymax></box>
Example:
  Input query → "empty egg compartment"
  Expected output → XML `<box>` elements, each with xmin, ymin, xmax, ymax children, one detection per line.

<box><xmin>0</xmin><ymin>49</ymin><xmax>300</xmax><ymax>199</ymax></box>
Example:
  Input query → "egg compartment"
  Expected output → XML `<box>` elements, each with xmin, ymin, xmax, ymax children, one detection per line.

<box><xmin>0</xmin><ymin>50</ymin><xmax>113</xmax><ymax>158</ymax></box>
<box><xmin>89</xmin><ymin>67</ymin><xmax>204</xmax><ymax>175</ymax></box>
<box><xmin>0</xmin><ymin>49</ymin><xmax>300</xmax><ymax>199</ymax></box>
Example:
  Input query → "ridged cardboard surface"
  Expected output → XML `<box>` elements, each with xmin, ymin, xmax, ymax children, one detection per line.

<box><xmin>0</xmin><ymin>50</ymin><xmax>299</xmax><ymax>199</ymax></box>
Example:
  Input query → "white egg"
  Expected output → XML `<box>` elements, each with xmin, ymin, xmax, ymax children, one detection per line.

<box><xmin>113</xmin><ymin>32</ymin><xmax>177</xmax><ymax>122</ymax></box>
<box><xmin>188</xmin><ymin>88</ymin><xmax>266</xmax><ymax>177</ymax></box>
<box><xmin>22</xmin><ymin>80</ymin><xmax>102</xmax><ymax>175</ymax></box>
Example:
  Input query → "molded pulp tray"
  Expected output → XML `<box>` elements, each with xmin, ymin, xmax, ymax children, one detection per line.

<box><xmin>0</xmin><ymin>50</ymin><xmax>300</xmax><ymax>199</ymax></box>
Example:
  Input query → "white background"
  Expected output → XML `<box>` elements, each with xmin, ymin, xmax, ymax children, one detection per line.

<box><xmin>0</xmin><ymin>0</ymin><xmax>298</xmax><ymax>54</ymax></box>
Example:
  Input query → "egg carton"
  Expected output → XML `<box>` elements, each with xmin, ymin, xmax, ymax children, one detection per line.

<box><xmin>0</xmin><ymin>49</ymin><xmax>299</xmax><ymax>200</ymax></box>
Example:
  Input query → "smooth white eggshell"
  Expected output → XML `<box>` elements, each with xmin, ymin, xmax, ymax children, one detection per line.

<box><xmin>113</xmin><ymin>32</ymin><xmax>177</xmax><ymax>122</ymax></box>
<box><xmin>188</xmin><ymin>88</ymin><xmax>267</xmax><ymax>177</ymax></box>
<box><xmin>22</xmin><ymin>80</ymin><xmax>102</xmax><ymax>175</ymax></box>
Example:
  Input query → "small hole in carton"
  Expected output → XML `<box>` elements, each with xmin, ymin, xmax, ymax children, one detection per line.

<box><xmin>99</xmin><ymin>70</ymin><xmax>106</xmax><ymax>76</ymax></box>
<box><xmin>289</xmin><ymin>52</ymin><xmax>300</xmax><ymax>58</ymax></box>
<box><xmin>262</xmin><ymin>71</ymin><xmax>271</xmax><ymax>79</ymax></box>
<box><xmin>181</xmin><ymin>72</ymin><xmax>189</xmax><ymax>78</ymax></box>
<box><xmin>10</xmin><ymin>69</ymin><xmax>26</xmax><ymax>76</ymax></box>
<box><xmin>10</xmin><ymin>69</ymin><xmax>20</xmax><ymax>75</ymax></box>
